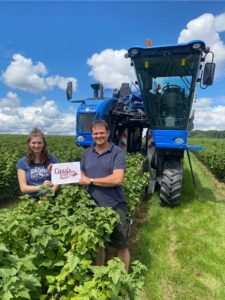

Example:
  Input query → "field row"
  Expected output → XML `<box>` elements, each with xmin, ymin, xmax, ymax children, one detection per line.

<box><xmin>0</xmin><ymin>134</ymin><xmax>148</xmax><ymax>216</ymax></box>
<box><xmin>0</xmin><ymin>135</ymin><xmax>148</xmax><ymax>299</ymax></box>
<box><xmin>1</xmin><ymin>135</ymin><xmax>224</xmax><ymax>201</ymax></box>
<box><xmin>0</xmin><ymin>186</ymin><xmax>147</xmax><ymax>299</ymax></box>
<box><xmin>189</xmin><ymin>138</ymin><xmax>225</xmax><ymax>182</ymax></box>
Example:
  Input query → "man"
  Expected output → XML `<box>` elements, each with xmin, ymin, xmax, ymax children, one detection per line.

<box><xmin>79</xmin><ymin>119</ymin><xmax>130</xmax><ymax>272</ymax></box>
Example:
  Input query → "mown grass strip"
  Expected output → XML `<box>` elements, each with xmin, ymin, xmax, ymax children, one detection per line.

<box><xmin>132</xmin><ymin>154</ymin><xmax>225</xmax><ymax>300</ymax></box>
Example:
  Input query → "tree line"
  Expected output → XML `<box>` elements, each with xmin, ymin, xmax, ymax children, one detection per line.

<box><xmin>189</xmin><ymin>130</ymin><xmax>225</xmax><ymax>139</ymax></box>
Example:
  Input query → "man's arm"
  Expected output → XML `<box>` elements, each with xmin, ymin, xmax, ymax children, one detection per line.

<box><xmin>79</xmin><ymin>169</ymin><xmax>124</xmax><ymax>187</ymax></box>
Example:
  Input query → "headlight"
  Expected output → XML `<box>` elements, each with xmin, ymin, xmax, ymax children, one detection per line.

<box><xmin>192</xmin><ymin>42</ymin><xmax>202</xmax><ymax>50</ymax></box>
<box><xmin>129</xmin><ymin>48</ymin><xmax>139</xmax><ymax>58</ymax></box>
<box><xmin>175</xmin><ymin>138</ymin><xmax>184</xmax><ymax>144</ymax></box>
<box><xmin>77</xmin><ymin>136</ymin><xmax>85</xmax><ymax>142</ymax></box>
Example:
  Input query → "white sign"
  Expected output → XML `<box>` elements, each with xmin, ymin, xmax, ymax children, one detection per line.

<box><xmin>51</xmin><ymin>162</ymin><xmax>81</xmax><ymax>185</ymax></box>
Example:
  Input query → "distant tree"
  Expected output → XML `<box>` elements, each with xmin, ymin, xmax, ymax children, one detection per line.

<box><xmin>189</xmin><ymin>130</ymin><xmax>225</xmax><ymax>139</ymax></box>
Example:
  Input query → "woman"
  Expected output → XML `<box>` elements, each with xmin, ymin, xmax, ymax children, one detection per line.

<box><xmin>16</xmin><ymin>128</ymin><xmax>59</xmax><ymax>199</ymax></box>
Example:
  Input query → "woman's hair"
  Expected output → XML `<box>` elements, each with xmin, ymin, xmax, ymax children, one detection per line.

<box><xmin>26</xmin><ymin>128</ymin><xmax>49</xmax><ymax>165</ymax></box>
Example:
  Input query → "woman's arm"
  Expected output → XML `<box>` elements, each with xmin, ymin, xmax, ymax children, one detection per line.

<box><xmin>17</xmin><ymin>169</ymin><xmax>57</xmax><ymax>194</ymax></box>
<box><xmin>17</xmin><ymin>169</ymin><xmax>41</xmax><ymax>193</ymax></box>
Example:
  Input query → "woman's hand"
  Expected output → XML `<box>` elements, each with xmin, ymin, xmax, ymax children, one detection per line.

<box><xmin>43</xmin><ymin>180</ymin><xmax>59</xmax><ymax>194</ymax></box>
<box><xmin>43</xmin><ymin>180</ymin><xmax>53</xmax><ymax>187</ymax></box>
<box><xmin>47</xmin><ymin>164</ymin><xmax>53</xmax><ymax>173</ymax></box>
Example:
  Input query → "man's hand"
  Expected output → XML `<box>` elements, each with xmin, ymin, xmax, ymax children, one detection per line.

<box><xmin>79</xmin><ymin>174</ymin><xmax>91</xmax><ymax>185</ymax></box>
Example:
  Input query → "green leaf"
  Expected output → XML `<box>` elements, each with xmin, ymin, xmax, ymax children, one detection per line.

<box><xmin>20</xmin><ymin>274</ymin><xmax>42</xmax><ymax>288</ymax></box>
<box><xmin>2</xmin><ymin>290</ymin><xmax>14</xmax><ymax>300</ymax></box>
<box><xmin>39</xmin><ymin>236</ymin><xmax>50</xmax><ymax>248</ymax></box>
<box><xmin>46</xmin><ymin>275</ymin><xmax>56</xmax><ymax>284</ymax></box>
<box><xmin>109</xmin><ymin>269</ymin><xmax>120</xmax><ymax>285</ymax></box>
<box><xmin>68</xmin><ymin>254</ymin><xmax>79</xmax><ymax>273</ymax></box>
<box><xmin>41</xmin><ymin>260</ymin><xmax>52</xmax><ymax>268</ymax></box>
<box><xmin>0</xmin><ymin>244</ymin><xmax>9</xmax><ymax>253</ymax></box>
<box><xmin>17</xmin><ymin>291</ymin><xmax>31</xmax><ymax>299</ymax></box>
<box><xmin>21</xmin><ymin>257</ymin><xmax>37</xmax><ymax>271</ymax></box>
<box><xmin>0</xmin><ymin>268</ymin><xmax>17</xmax><ymax>277</ymax></box>
<box><xmin>54</xmin><ymin>260</ymin><xmax>65</xmax><ymax>267</ymax></box>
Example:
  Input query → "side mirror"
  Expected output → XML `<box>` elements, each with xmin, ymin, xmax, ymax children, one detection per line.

<box><xmin>66</xmin><ymin>81</ymin><xmax>73</xmax><ymax>100</ymax></box>
<box><xmin>202</xmin><ymin>62</ymin><xmax>215</xmax><ymax>86</ymax></box>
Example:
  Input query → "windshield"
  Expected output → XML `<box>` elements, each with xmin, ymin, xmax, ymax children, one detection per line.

<box><xmin>133</xmin><ymin>52</ymin><xmax>201</xmax><ymax>129</ymax></box>
<box><xmin>77</xmin><ymin>113</ymin><xmax>96</xmax><ymax>132</ymax></box>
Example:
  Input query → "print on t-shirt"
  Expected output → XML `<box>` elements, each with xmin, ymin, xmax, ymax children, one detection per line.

<box><xmin>30</xmin><ymin>166</ymin><xmax>49</xmax><ymax>181</ymax></box>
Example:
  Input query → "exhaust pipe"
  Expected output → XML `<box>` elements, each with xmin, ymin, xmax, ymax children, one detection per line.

<box><xmin>99</xmin><ymin>83</ymin><xmax>104</xmax><ymax>99</ymax></box>
<box><xmin>91</xmin><ymin>83</ymin><xmax>104</xmax><ymax>99</ymax></box>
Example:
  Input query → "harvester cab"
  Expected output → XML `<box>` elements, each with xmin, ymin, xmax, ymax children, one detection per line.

<box><xmin>127</xmin><ymin>41</ymin><xmax>214</xmax><ymax>132</ymax></box>
<box><xmin>126</xmin><ymin>40</ymin><xmax>215</xmax><ymax>206</ymax></box>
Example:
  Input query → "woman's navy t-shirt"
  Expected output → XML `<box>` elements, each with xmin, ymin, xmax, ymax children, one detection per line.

<box><xmin>16</xmin><ymin>154</ymin><xmax>59</xmax><ymax>198</ymax></box>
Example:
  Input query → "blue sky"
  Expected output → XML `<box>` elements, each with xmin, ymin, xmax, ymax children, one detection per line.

<box><xmin>0</xmin><ymin>1</ymin><xmax>225</xmax><ymax>134</ymax></box>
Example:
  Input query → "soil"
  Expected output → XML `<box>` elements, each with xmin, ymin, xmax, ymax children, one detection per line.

<box><xmin>0</xmin><ymin>197</ymin><xmax>20</xmax><ymax>209</ymax></box>
<box><xmin>128</xmin><ymin>196</ymin><xmax>150</xmax><ymax>255</ymax></box>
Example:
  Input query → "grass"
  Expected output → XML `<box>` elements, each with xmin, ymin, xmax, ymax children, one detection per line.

<box><xmin>130</xmin><ymin>153</ymin><xmax>225</xmax><ymax>300</ymax></box>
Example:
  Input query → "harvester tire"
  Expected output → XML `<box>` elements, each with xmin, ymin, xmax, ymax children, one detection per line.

<box><xmin>160</xmin><ymin>159</ymin><xmax>183</xmax><ymax>207</ymax></box>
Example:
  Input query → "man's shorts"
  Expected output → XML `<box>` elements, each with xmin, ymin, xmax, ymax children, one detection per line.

<box><xmin>109</xmin><ymin>206</ymin><xmax>131</xmax><ymax>249</ymax></box>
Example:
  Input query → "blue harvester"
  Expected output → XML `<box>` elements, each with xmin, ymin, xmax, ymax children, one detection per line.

<box><xmin>67</xmin><ymin>40</ymin><xmax>215</xmax><ymax>206</ymax></box>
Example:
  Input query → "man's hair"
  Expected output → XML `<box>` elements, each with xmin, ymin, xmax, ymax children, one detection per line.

<box><xmin>91</xmin><ymin>119</ymin><xmax>109</xmax><ymax>132</ymax></box>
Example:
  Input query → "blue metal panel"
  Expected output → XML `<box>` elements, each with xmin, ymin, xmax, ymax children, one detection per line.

<box><xmin>95</xmin><ymin>97</ymin><xmax>117</xmax><ymax>115</ymax></box>
<box><xmin>187</xmin><ymin>145</ymin><xmax>202</xmax><ymax>151</ymax></box>
<box><xmin>128</xmin><ymin>40</ymin><xmax>206</xmax><ymax>56</ymax></box>
<box><xmin>152</xmin><ymin>130</ymin><xmax>188</xmax><ymax>149</ymax></box>
<box><xmin>152</xmin><ymin>130</ymin><xmax>202</xmax><ymax>150</ymax></box>
<box><xmin>75</xmin><ymin>96</ymin><xmax>117</xmax><ymax>147</ymax></box>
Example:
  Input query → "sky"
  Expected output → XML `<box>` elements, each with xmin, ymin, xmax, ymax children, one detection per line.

<box><xmin>0</xmin><ymin>1</ymin><xmax>225</xmax><ymax>135</ymax></box>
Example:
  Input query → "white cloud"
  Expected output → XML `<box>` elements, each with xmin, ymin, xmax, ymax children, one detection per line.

<box><xmin>215</xmin><ymin>13</ymin><xmax>225</xmax><ymax>32</ymax></box>
<box><xmin>193</xmin><ymin>97</ymin><xmax>212</xmax><ymax>108</ymax></box>
<box><xmin>173</xmin><ymin>13</ymin><xmax>225</xmax><ymax>130</ymax></box>
<box><xmin>33</xmin><ymin>97</ymin><xmax>59</xmax><ymax>118</ymax></box>
<box><xmin>43</xmin><ymin>115</ymin><xmax>76</xmax><ymax>135</ymax></box>
<box><xmin>0</xmin><ymin>92</ymin><xmax>224</xmax><ymax>134</ymax></box>
<box><xmin>2</xmin><ymin>54</ymin><xmax>78</xmax><ymax>93</ymax></box>
<box><xmin>0</xmin><ymin>92</ymin><xmax>75</xmax><ymax>134</ymax></box>
<box><xmin>178</xmin><ymin>13</ymin><xmax>225</xmax><ymax>77</ymax></box>
<box><xmin>0</xmin><ymin>91</ymin><xmax>20</xmax><ymax>108</ymax></box>
<box><xmin>193</xmin><ymin>97</ymin><xmax>225</xmax><ymax>130</ymax></box>
<box><xmin>45</xmin><ymin>75</ymin><xmax>77</xmax><ymax>91</ymax></box>
<box><xmin>87</xmin><ymin>49</ymin><xmax>136</xmax><ymax>89</ymax></box>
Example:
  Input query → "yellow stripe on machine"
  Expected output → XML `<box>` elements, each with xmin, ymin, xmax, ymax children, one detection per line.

<box><xmin>181</xmin><ymin>58</ymin><xmax>186</xmax><ymax>66</ymax></box>
<box><xmin>144</xmin><ymin>61</ymin><xmax>149</xmax><ymax>68</ymax></box>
